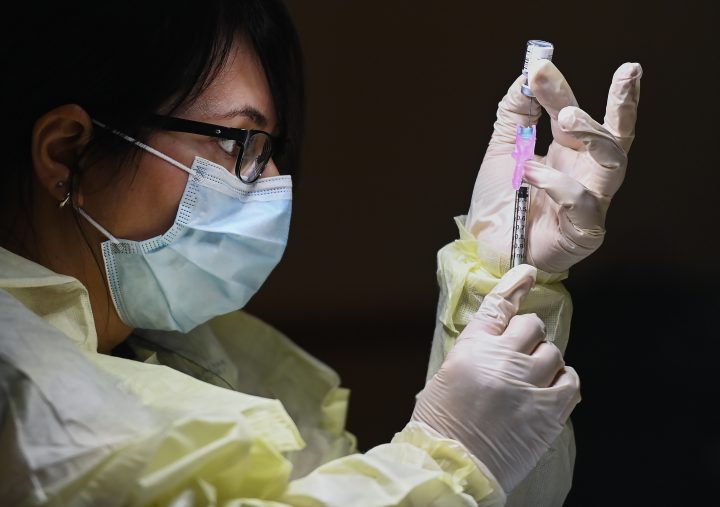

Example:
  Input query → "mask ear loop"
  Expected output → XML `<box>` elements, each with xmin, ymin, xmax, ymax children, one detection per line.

<box><xmin>57</xmin><ymin>134</ymin><xmax>122</xmax><ymax>244</ymax></box>
<box><xmin>75</xmin><ymin>207</ymin><xmax>120</xmax><ymax>244</ymax></box>
<box><xmin>91</xmin><ymin>119</ymin><xmax>194</xmax><ymax>176</ymax></box>
<box><xmin>75</xmin><ymin>119</ymin><xmax>196</xmax><ymax>245</ymax></box>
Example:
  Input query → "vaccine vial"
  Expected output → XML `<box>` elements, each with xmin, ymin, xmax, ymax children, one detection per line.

<box><xmin>521</xmin><ymin>40</ymin><xmax>554</xmax><ymax>97</ymax></box>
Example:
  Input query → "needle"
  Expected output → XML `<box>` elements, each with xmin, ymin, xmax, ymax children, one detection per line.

<box><xmin>528</xmin><ymin>97</ymin><xmax>533</xmax><ymax>126</ymax></box>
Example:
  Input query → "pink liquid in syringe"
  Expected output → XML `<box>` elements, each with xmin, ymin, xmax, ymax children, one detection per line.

<box><xmin>511</xmin><ymin>125</ymin><xmax>537</xmax><ymax>190</ymax></box>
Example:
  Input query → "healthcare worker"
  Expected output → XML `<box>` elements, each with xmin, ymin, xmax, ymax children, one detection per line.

<box><xmin>0</xmin><ymin>1</ymin><xmax>641</xmax><ymax>506</ymax></box>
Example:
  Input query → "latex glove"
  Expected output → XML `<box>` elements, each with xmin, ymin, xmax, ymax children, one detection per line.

<box><xmin>466</xmin><ymin>60</ymin><xmax>643</xmax><ymax>273</ymax></box>
<box><xmin>412</xmin><ymin>264</ymin><xmax>580</xmax><ymax>494</ymax></box>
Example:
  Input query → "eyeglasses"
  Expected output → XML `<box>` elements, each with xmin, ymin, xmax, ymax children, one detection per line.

<box><xmin>143</xmin><ymin>114</ymin><xmax>282</xmax><ymax>183</ymax></box>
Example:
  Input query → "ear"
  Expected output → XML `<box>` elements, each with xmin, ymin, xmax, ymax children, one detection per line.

<box><xmin>31</xmin><ymin>104</ymin><xmax>93</xmax><ymax>206</ymax></box>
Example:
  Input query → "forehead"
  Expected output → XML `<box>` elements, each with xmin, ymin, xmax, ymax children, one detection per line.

<box><xmin>190</xmin><ymin>38</ymin><xmax>276</xmax><ymax>129</ymax></box>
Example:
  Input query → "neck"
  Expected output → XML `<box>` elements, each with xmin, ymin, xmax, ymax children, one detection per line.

<box><xmin>12</xmin><ymin>181</ymin><xmax>133</xmax><ymax>353</ymax></box>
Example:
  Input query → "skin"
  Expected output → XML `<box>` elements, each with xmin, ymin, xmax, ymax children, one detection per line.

<box><xmin>25</xmin><ymin>37</ymin><xmax>280</xmax><ymax>353</ymax></box>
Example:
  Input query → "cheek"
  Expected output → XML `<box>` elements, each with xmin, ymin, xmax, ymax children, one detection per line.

<box><xmin>97</xmin><ymin>153</ymin><xmax>190</xmax><ymax>241</ymax></box>
<box><xmin>129</xmin><ymin>162</ymin><xmax>189</xmax><ymax>239</ymax></box>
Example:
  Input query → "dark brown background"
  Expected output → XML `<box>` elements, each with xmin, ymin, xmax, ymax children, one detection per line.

<box><xmin>246</xmin><ymin>1</ymin><xmax>718</xmax><ymax>504</ymax></box>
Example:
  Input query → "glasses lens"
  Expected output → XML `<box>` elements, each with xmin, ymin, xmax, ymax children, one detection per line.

<box><xmin>237</xmin><ymin>132</ymin><xmax>272</xmax><ymax>182</ymax></box>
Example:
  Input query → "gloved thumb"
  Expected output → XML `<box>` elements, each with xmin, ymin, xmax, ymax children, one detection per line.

<box><xmin>489</xmin><ymin>74</ymin><xmax>543</xmax><ymax>152</ymax></box>
<box><xmin>461</xmin><ymin>264</ymin><xmax>537</xmax><ymax>338</ymax></box>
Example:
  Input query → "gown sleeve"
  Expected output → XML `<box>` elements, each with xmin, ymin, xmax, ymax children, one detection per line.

<box><xmin>1</xmin><ymin>288</ymin><xmax>504</xmax><ymax>506</ymax></box>
<box><xmin>423</xmin><ymin>217</ymin><xmax>576</xmax><ymax>507</ymax></box>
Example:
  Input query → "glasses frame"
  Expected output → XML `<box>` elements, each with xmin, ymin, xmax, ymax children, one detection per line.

<box><xmin>143</xmin><ymin>114</ymin><xmax>281</xmax><ymax>183</ymax></box>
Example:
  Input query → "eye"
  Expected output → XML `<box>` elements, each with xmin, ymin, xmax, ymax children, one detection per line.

<box><xmin>217</xmin><ymin>137</ymin><xmax>241</xmax><ymax>158</ymax></box>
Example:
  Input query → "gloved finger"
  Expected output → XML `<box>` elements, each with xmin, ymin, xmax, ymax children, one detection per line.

<box><xmin>461</xmin><ymin>264</ymin><xmax>537</xmax><ymax>338</ymax></box>
<box><xmin>502</xmin><ymin>313</ymin><xmax>546</xmax><ymax>354</ymax></box>
<box><xmin>523</xmin><ymin>160</ymin><xmax>606</xmax><ymax>235</ymax></box>
<box><xmin>527</xmin><ymin>341</ymin><xmax>565</xmax><ymax>388</ymax></box>
<box><xmin>547</xmin><ymin>366</ymin><xmax>581</xmax><ymax>424</ymax></box>
<box><xmin>603</xmin><ymin>62</ymin><xmax>643</xmax><ymax>153</ymax></box>
<box><xmin>527</xmin><ymin>59</ymin><xmax>583</xmax><ymax>151</ymax></box>
<box><xmin>557</xmin><ymin>106</ymin><xmax>628</xmax><ymax>198</ymax></box>
<box><xmin>488</xmin><ymin>74</ymin><xmax>543</xmax><ymax>152</ymax></box>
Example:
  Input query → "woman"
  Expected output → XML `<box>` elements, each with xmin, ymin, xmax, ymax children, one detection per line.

<box><xmin>0</xmin><ymin>1</ymin><xmax>640</xmax><ymax>505</ymax></box>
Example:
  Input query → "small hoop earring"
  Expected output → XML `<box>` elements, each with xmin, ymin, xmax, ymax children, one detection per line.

<box><xmin>59</xmin><ymin>192</ymin><xmax>71</xmax><ymax>209</ymax></box>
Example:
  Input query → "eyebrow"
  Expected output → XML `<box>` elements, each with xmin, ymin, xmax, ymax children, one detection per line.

<box><xmin>215</xmin><ymin>105</ymin><xmax>269</xmax><ymax>129</ymax></box>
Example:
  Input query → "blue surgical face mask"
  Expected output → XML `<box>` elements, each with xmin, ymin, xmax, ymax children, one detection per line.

<box><xmin>77</xmin><ymin>124</ymin><xmax>292</xmax><ymax>332</ymax></box>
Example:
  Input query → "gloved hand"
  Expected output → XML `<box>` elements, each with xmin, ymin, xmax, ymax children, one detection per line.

<box><xmin>466</xmin><ymin>60</ymin><xmax>643</xmax><ymax>273</ymax></box>
<box><xmin>412</xmin><ymin>264</ymin><xmax>580</xmax><ymax>494</ymax></box>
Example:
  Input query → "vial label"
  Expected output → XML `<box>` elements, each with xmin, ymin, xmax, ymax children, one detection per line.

<box><xmin>522</xmin><ymin>40</ymin><xmax>554</xmax><ymax>76</ymax></box>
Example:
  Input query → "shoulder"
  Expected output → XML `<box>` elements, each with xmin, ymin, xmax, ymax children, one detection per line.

<box><xmin>0</xmin><ymin>288</ymin><xmax>59</xmax><ymax>354</ymax></box>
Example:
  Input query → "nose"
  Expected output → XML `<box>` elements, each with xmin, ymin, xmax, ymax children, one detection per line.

<box><xmin>259</xmin><ymin>158</ymin><xmax>281</xmax><ymax>179</ymax></box>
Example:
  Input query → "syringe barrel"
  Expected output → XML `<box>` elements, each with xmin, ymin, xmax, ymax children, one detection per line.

<box><xmin>510</xmin><ymin>185</ymin><xmax>530</xmax><ymax>268</ymax></box>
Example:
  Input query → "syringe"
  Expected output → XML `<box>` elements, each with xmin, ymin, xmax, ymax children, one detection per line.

<box><xmin>511</xmin><ymin>125</ymin><xmax>536</xmax><ymax>267</ymax></box>
<box><xmin>510</xmin><ymin>39</ymin><xmax>554</xmax><ymax>268</ymax></box>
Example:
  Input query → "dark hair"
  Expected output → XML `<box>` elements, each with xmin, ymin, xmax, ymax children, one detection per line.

<box><xmin>1</xmin><ymin>0</ymin><xmax>304</xmax><ymax>244</ymax></box>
